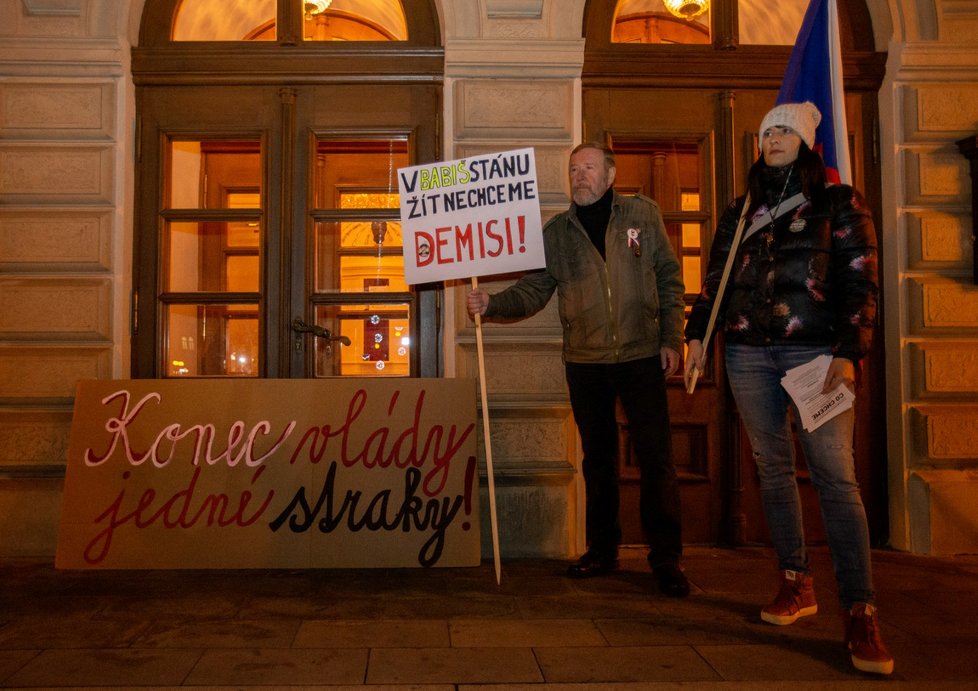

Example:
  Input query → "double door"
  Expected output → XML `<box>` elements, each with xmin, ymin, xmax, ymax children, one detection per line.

<box><xmin>133</xmin><ymin>84</ymin><xmax>440</xmax><ymax>379</ymax></box>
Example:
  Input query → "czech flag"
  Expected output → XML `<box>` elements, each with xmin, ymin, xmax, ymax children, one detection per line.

<box><xmin>776</xmin><ymin>0</ymin><xmax>852</xmax><ymax>184</ymax></box>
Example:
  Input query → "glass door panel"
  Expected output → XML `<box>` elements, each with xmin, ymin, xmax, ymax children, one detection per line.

<box><xmin>313</xmin><ymin>219</ymin><xmax>405</xmax><ymax>293</ymax></box>
<box><xmin>165</xmin><ymin>304</ymin><xmax>260</xmax><ymax>377</ymax></box>
<box><xmin>313</xmin><ymin>304</ymin><xmax>411</xmax><ymax>377</ymax></box>
<box><xmin>307</xmin><ymin>136</ymin><xmax>412</xmax><ymax>377</ymax></box>
<box><xmin>166</xmin><ymin>141</ymin><xmax>261</xmax><ymax>209</ymax></box>
<box><xmin>161</xmin><ymin>137</ymin><xmax>263</xmax><ymax>377</ymax></box>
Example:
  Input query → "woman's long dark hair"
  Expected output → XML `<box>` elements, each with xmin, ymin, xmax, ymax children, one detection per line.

<box><xmin>745</xmin><ymin>143</ymin><xmax>828</xmax><ymax>218</ymax></box>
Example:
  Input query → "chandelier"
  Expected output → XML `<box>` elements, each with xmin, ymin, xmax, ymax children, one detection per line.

<box><xmin>304</xmin><ymin>0</ymin><xmax>333</xmax><ymax>18</ymax></box>
<box><xmin>662</xmin><ymin>0</ymin><xmax>709</xmax><ymax>21</ymax></box>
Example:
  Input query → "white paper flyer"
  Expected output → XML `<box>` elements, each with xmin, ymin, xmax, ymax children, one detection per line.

<box><xmin>780</xmin><ymin>354</ymin><xmax>855</xmax><ymax>432</ymax></box>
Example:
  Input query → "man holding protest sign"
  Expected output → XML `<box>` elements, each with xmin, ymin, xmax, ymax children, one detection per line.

<box><xmin>467</xmin><ymin>143</ymin><xmax>689</xmax><ymax>597</ymax></box>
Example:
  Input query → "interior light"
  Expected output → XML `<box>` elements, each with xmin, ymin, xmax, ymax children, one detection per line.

<box><xmin>662</xmin><ymin>0</ymin><xmax>709</xmax><ymax>21</ymax></box>
<box><xmin>304</xmin><ymin>0</ymin><xmax>332</xmax><ymax>18</ymax></box>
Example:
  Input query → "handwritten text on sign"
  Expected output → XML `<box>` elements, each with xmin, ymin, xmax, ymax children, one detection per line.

<box><xmin>56</xmin><ymin>378</ymin><xmax>479</xmax><ymax>569</ymax></box>
<box><xmin>398</xmin><ymin>147</ymin><xmax>545</xmax><ymax>284</ymax></box>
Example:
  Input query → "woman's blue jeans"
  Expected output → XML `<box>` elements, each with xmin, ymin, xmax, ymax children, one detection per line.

<box><xmin>725</xmin><ymin>343</ymin><xmax>874</xmax><ymax>607</ymax></box>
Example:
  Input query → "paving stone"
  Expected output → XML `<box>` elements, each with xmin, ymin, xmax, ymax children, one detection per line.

<box><xmin>184</xmin><ymin>647</ymin><xmax>369</xmax><ymax>686</ymax></box>
<box><xmin>294</xmin><ymin>619</ymin><xmax>450</xmax><ymax>648</ymax></box>
<box><xmin>3</xmin><ymin>648</ymin><xmax>201</xmax><ymax>686</ymax></box>
<box><xmin>367</xmin><ymin>646</ymin><xmax>543</xmax><ymax>684</ymax></box>
<box><xmin>450</xmin><ymin>618</ymin><xmax>606</xmax><ymax>647</ymax></box>
<box><xmin>534</xmin><ymin>644</ymin><xmax>721</xmax><ymax>683</ymax></box>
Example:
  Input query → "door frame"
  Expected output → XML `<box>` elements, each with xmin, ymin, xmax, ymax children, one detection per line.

<box><xmin>131</xmin><ymin>0</ymin><xmax>444</xmax><ymax>379</ymax></box>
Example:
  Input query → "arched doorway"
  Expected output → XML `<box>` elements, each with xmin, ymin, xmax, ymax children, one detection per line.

<box><xmin>131</xmin><ymin>0</ymin><xmax>443</xmax><ymax>379</ymax></box>
<box><xmin>583</xmin><ymin>0</ymin><xmax>889</xmax><ymax>546</ymax></box>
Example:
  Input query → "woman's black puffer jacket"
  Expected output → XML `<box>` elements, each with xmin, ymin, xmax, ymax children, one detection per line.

<box><xmin>685</xmin><ymin>165</ymin><xmax>878</xmax><ymax>362</ymax></box>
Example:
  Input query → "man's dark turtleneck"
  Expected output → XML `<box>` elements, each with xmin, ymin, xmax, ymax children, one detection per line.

<box><xmin>574</xmin><ymin>186</ymin><xmax>614</xmax><ymax>259</ymax></box>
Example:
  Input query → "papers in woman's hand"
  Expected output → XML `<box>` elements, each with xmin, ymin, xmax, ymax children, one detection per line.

<box><xmin>780</xmin><ymin>354</ymin><xmax>854</xmax><ymax>432</ymax></box>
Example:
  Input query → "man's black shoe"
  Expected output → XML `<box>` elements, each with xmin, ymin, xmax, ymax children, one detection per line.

<box><xmin>654</xmin><ymin>562</ymin><xmax>690</xmax><ymax>597</ymax></box>
<box><xmin>566</xmin><ymin>552</ymin><xmax>619</xmax><ymax>579</ymax></box>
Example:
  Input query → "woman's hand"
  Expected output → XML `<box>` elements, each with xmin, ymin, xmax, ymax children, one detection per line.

<box><xmin>466</xmin><ymin>289</ymin><xmax>489</xmax><ymax>319</ymax></box>
<box><xmin>822</xmin><ymin>357</ymin><xmax>856</xmax><ymax>394</ymax></box>
<box><xmin>683</xmin><ymin>340</ymin><xmax>705</xmax><ymax>390</ymax></box>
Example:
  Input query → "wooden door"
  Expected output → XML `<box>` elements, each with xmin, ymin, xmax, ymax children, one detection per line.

<box><xmin>133</xmin><ymin>83</ymin><xmax>441</xmax><ymax>379</ymax></box>
<box><xmin>585</xmin><ymin>88</ymin><xmax>730</xmax><ymax>545</ymax></box>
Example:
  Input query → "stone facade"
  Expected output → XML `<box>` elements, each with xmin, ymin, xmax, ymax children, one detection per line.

<box><xmin>0</xmin><ymin>0</ymin><xmax>976</xmax><ymax>558</ymax></box>
<box><xmin>879</xmin><ymin>2</ymin><xmax>978</xmax><ymax>553</ymax></box>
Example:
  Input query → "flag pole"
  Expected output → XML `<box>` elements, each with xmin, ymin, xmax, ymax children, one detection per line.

<box><xmin>471</xmin><ymin>276</ymin><xmax>502</xmax><ymax>584</ymax></box>
<box><xmin>687</xmin><ymin>194</ymin><xmax>751</xmax><ymax>394</ymax></box>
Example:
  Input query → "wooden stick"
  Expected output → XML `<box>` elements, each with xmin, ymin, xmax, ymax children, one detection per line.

<box><xmin>472</xmin><ymin>276</ymin><xmax>502</xmax><ymax>584</ymax></box>
<box><xmin>686</xmin><ymin>193</ymin><xmax>752</xmax><ymax>395</ymax></box>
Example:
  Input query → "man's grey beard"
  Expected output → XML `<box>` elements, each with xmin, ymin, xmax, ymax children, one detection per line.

<box><xmin>573</xmin><ymin>188</ymin><xmax>603</xmax><ymax>206</ymax></box>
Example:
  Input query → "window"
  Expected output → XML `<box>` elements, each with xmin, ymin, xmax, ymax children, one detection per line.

<box><xmin>612</xmin><ymin>0</ymin><xmax>816</xmax><ymax>45</ymax></box>
<box><xmin>173</xmin><ymin>0</ymin><xmax>408</xmax><ymax>42</ymax></box>
<box><xmin>613</xmin><ymin>0</ymin><xmax>710</xmax><ymax>44</ymax></box>
<box><xmin>162</xmin><ymin>139</ymin><xmax>263</xmax><ymax>377</ymax></box>
<box><xmin>738</xmin><ymin>0</ymin><xmax>809</xmax><ymax>45</ymax></box>
<box><xmin>310</xmin><ymin>137</ymin><xmax>412</xmax><ymax>376</ymax></box>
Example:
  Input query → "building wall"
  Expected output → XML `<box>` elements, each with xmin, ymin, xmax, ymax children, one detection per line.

<box><xmin>0</xmin><ymin>0</ymin><xmax>131</xmax><ymax>555</ymax></box>
<box><xmin>441</xmin><ymin>0</ymin><xmax>588</xmax><ymax>558</ymax></box>
<box><xmin>1</xmin><ymin>0</ymin><xmax>977</xmax><ymax>558</ymax></box>
<box><xmin>878</xmin><ymin>0</ymin><xmax>978</xmax><ymax>553</ymax></box>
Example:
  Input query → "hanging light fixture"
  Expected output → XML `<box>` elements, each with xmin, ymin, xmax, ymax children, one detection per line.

<box><xmin>304</xmin><ymin>0</ymin><xmax>332</xmax><ymax>19</ymax></box>
<box><xmin>662</xmin><ymin>0</ymin><xmax>709</xmax><ymax>21</ymax></box>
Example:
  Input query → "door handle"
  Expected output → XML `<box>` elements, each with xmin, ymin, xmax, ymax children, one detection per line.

<box><xmin>292</xmin><ymin>317</ymin><xmax>351</xmax><ymax>353</ymax></box>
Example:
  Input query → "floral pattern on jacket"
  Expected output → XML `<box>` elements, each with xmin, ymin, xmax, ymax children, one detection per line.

<box><xmin>685</xmin><ymin>171</ymin><xmax>878</xmax><ymax>362</ymax></box>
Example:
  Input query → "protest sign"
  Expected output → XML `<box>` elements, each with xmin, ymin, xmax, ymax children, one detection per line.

<box><xmin>56</xmin><ymin>378</ymin><xmax>479</xmax><ymax>569</ymax></box>
<box><xmin>398</xmin><ymin>147</ymin><xmax>545</xmax><ymax>285</ymax></box>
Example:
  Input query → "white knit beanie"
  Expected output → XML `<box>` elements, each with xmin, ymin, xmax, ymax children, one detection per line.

<box><xmin>759</xmin><ymin>102</ymin><xmax>821</xmax><ymax>149</ymax></box>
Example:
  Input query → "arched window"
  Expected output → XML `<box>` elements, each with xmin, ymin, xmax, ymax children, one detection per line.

<box><xmin>172</xmin><ymin>0</ymin><xmax>409</xmax><ymax>42</ymax></box>
<box><xmin>610</xmin><ymin>0</ymin><xmax>861</xmax><ymax>48</ymax></box>
<box><xmin>613</xmin><ymin>0</ymin><xmax>711</xmax><ymax>44</ymax></box>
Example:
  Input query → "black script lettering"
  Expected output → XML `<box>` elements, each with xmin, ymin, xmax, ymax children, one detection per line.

<box><xmin>268</xmin><ymin>461</ymin><xmax>465</xmax><ymax>567</ymax></box>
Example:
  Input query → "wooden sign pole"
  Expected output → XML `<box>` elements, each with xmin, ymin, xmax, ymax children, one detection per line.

<box><xmin>471</xmin><ymin>276</ymin><xmax>502</xmax><ymax>584</ymax></box>
<box><xmin>687</xmin><ymin>193</ymin><xmax>752</xmax><ymax>394</ymax></box>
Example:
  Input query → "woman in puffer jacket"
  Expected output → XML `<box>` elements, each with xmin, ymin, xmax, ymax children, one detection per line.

<box><xmin>684</xmin><ymin>101</ymin><xmax>892</xmax><ymax>676</ymax></box>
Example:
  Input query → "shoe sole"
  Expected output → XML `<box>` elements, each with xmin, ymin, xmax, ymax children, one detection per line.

<box><xmin>851</xmin><ymin>655</ymin><xmax>894</xmax><ymax>675</ymax></box>
<box><xmin>760</xmin><ymin>603</ymin><xmax>818</xmax><ymax>625</ymax></box>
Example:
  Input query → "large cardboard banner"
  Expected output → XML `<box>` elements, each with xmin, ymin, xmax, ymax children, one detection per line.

<box><xmin>56</xmin><ymin>378</ymin><xmax>479</xmax><ymax>569</ymax></box>
<box><xmin>398</xmin><ymin>147</ymin><xmax>545</xmax><ymax>285</ymax></box>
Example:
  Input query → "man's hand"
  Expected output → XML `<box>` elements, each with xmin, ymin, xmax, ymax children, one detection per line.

<box><xmin>822</xmin><ymin>357</ymin><xmax>855</xmax><ymax>394</ymax></box>
<box><xmin>466</xmin><ymin>289</ymin><xmax>489</xmax><ymax>319</ymax></box>
<box><xmin>661</xmin><ymin>346</ymin><xmax>681</xmax><ymax>377</ymax></box>
<box><xmin>683</xmin><ymin>340</ymin><xmax>705</xmax><ymax>391</ymax></box>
